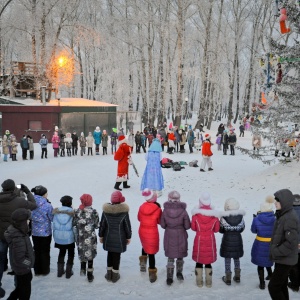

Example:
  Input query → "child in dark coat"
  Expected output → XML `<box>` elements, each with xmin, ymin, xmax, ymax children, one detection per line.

<box><xmin>99</xmin><ymin>191</ymin><xmax>132</xmax><ymax>283</ymax></box>
<box><xmin>4</xmin><ymin>208</ymin><xmax>34</xmax><ymax>300</ymax></box>
<box><xmin>220</xmin><ymin>198</ymin><xmax>245</xmax><ymax>285</ymax></box>
<box><xmin>160</xmin><ymin>191</ymin><xmax>190</xmax><ymax>286</ymax></box>
<box><xmin>251</xmin><ymin>196</ymin><xmax>275</xmax><ymax>289</ymax></box>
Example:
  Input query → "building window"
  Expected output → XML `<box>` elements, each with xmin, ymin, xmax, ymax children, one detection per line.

<box><xmin>29</xmin><ymin>121</ymin><xmax>42</xmax><ymax>130</ymax></box>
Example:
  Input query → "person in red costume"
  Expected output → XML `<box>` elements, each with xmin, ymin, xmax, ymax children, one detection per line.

<box><xmin>200</xmin><ymin>134</ymin><xmax>213</xmax><ymax>172</ymax></box>
<box><xmin>114</xmin><ymin>135</ymin><xmax>132</xmax><ymax>190</ymax></box>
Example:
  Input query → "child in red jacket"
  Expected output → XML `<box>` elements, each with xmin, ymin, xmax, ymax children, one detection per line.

<box><xmin>138</xmin><ymin>189</ymin><xmax>162</xmax><ymax>283</ymax></box>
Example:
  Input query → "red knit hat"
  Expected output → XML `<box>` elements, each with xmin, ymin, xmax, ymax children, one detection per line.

<box><xmin>142</xmin><ymin>188</ymin><xmax>157</xmax><ymax>203</ymax></box>
<box><xmin>79</xmin><ymin>194</ymin><xmax>93</xmax><ymax>210</ymax></box>
<box><xmin>111</xmin><ymin>191</ymin><xmax>125</xmax><ymax>204</ymax></box>
<box><xmin>205</xmin><ymin>133</ymin><xmax>211</xmax><ymax>139</ymax></box>
<box><xmin>118</xmin><ymin>135</ymin><xmax>125</xmax><ymax>142</ymax></box>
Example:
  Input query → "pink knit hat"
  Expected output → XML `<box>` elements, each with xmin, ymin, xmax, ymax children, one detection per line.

<box><xmin>79</xmin><ymin>194</ymin><xmax>93</xmax><ymax>210</ymax></box>
<box><xmin>168</xmin><ymin>190</ymin><xmax>181</xmax><ymax>202</ymax></box>
<box><xmin>142</xmin><ymin>188</ymin><xmax>157</xmax><ymax>203</ymax></box>
<box><xmin>111</xmin><ymin>191</ymin><xmax>125</xmax><ymax>204</ymax></box>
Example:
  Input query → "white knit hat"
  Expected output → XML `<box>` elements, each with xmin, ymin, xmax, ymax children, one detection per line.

<box><xmin>224</xmin><ymin>198</ymin><xmax>240</xmax><ymax>211</ymax></box>
<box><xmin>260</xmin><ymin>195</ymin><xmax>275</xmax><ymax>212</ymax></box>
<box><xmin>142</xmin><ymin>188</ymin><xmax>157</xmax><ymax>203</ymax></box>
<box><xmin>199</xmin><ymin>192</ymin><xmax>211</xmax><ymax>207</ymax></box>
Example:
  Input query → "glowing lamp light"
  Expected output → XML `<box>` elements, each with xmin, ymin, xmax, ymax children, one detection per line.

<box><xmin>58</xmin><ymin>56</ymin><xmax>67</xmax><ymax>67</ymax></box>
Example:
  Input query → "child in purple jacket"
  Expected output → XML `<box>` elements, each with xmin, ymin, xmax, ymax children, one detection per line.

<box><xmin>160</xmin><ymin>191</ymin><xmax>191</xmax><ymax>286</ymax></box>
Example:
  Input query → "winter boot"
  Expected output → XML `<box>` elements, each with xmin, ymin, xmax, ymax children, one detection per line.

<box><xmin>258</xmin><ymin>269</ymin><xmax>265</xmax><ymax>290</ymax></box>
<box><xmin>123</xmin><ymin>181</ymin><xmax>130</xmax><ymax>189</ymax></box>
<box><xmin>166</xmin><ymin>266</ymin><xmax>174</xmax><ymax>286</ymax></box>
<box><xmin>139</xmin><ymin>255</ymin><xmax>147</xmax><ymax>272</ymax></box>
<box><xmin>66</xmin><ymin>263</ymin><xmax>73</xmax><ymax>279</ymax></box>
<box><xmin>80</xmin><ymin>262</ymin><xmax>86</xmax><ymax>276</ymax></box>
<box><xmin>148</xmin><ymin>268</ymin><xmax>157</xmax><ymax>283</ymax></box>
<box><xmin>233</xmin><ymin>268</ymin><xmax>241</xmax><ymax>283</ymax></box>
<box><xmin>87</xmin><ymin>268</ymin><xmax>94</xmax><ymax>282</ymax></box>
<box><xmin>205</xmin><ymin>268</ymin><xmax>213</xmax><ymax>288</ymax></box>
<box><xmin>111</xmin><ymin>269</ymin><xmax>120</xmax><ymax>283</ymax></box>
<box><xmin>195</xmin><ymin>268</ymin><xmax>203</xmax><ymax>287</ymax></box>
<box><xmin>176</xmin><ymin>260</ymin><xmax>184</xmax><ymax>281</ymax></box>
<box><xmin>57</xmin><ymin>262</ymin><xmax>65</xmax><ymax>277</ymax></box>
<box><xmin>105</xmin><ymin>267</ymin><xmax>112</xmax><ymax>282</ymax></box>
<box><xmin>265</xmin><ymin>268</ymin><xmax>272</xmax><ymax>280</ymax></box>
<box><xmin>0</xmin><ymin>287</ymin><xmax>5</xmax><ymax>298</ymax></box>
<box><xmin>114</xmin><ymin>182</ymin><xmax>122</xmax><ymax>191</ymax></box>
<box><xmin>222</xmin><ymin>272</ymin><xmax>232</xmax><ymax>285</ymax></box>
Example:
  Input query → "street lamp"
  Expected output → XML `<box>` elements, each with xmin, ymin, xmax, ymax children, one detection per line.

<box><xmin>185</xmin><ymin>97</ymin><xmax>188</xmax><ymax>131</ymax></box>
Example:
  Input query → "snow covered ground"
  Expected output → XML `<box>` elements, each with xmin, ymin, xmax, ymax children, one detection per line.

<box><xmin>1</xmin><ymin>121</ymin><xmax>299</xmax><ymax>300</ymax></box>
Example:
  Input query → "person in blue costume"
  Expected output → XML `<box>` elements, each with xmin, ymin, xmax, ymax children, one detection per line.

<box><xmin>140</xmin><ymin>135</ymin><xmax>164</xmax><ymax>196</ymax></box>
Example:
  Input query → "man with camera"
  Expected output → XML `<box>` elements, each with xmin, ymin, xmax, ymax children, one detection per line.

<box><xmin>0</xmin><ymin>179</ymin><xmax>36</xmax><ymax>298</ymax></box>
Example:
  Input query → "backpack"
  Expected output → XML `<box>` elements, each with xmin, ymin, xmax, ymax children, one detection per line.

<box><xmin>189</xmin><ymin>160</ymin><xmax>199</xmax><ymax>167</ymax></box>
<box><xmin>161</xmin><ymin>158</ymin><xmax>173</xmax><ymax>168</ymax></box>
<box><xmin>172</xmin><ymin>162</ymin><xmax>182</xmax><ymax>171</ymax></box>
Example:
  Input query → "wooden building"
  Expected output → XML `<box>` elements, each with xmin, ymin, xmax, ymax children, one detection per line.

<box><xmin>0</xmin><ymin>97</ymin><xmax>117</xmax><ymax>141</ymax></box>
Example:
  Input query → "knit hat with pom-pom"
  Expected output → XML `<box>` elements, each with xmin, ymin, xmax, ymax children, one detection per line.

<box><xmin>168</xmin><ymin>190</ymin><xmax>181</xmax><ymax>202</ymax></box>
<box><xmin>204</xmin><ymin>133</ymin><xmax>211</xmax><ymax>140</ymax></box>
<box><xmin>142</xmin><ymin>188</ymin><xmax>157</xmax><ymax>203</ymax></box>
<box><xmin>199</xmin><ymin>192</ymin><xmax>211</xmax><ymax>208</ymax></box>
<box><xmin>260</xmin><ymin>195</ymin><xmax>275</xmax><ymax>212</ymax></box>
<box><xmin>111</xmin><ymin>191</ymin><xmax>125</xmax><ymax>204</ymax></box>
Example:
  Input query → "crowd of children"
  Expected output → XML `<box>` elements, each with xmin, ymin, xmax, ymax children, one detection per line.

<box><xmin>1</xmin><ymin>178</ymin><xmax>299</xmax><ymax>300</ymax></box>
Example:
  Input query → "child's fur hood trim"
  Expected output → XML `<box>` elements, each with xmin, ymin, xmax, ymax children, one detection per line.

<box><xmin>102</xmin><ymin>202</ymin><xmax>129</xmax><ymax>214</ymax></box>
<box><xmin>191</xmin><ymin>206</ymin><xmax>222</xmax><ymax>218</ymax></box>
<box><xmin>52</xmin><ymin>208</ymin><xmax>75</xmax><ymax>217</ymax></box>
<box><xmin>220</xmin><ymin>209</ymin><xmax>246</xmax><ymax>218</ymax></box>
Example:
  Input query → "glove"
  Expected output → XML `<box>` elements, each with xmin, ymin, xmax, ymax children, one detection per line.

<box><xmin>20</xmin><ymin>184</ymin><xmax>30</xmax><ymax>194</ymax></box>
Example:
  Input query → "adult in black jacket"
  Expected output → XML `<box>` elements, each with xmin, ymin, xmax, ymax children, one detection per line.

<box><xmin>0</xmin><ymin>179</ymin><xmax>36</xmax><ymax>298</ymax></box>
<box><xmin>268</xmin><ymin>189</ymin><xmax>300</xmax><ymax>300</ymax></box>
<box><xmin>99</xmin><ymin>191</ymin><xmax>131</xmax><ymax>283</ymax></box>
<box><xmin>71</xmin><ymin>131</ymin><xmax>79</xmax><ymax>155</ymax></box>
<box><xmin>5</xmin><ymin>208</ymin><xmax>34</xmax><ymax>300</ymax></box>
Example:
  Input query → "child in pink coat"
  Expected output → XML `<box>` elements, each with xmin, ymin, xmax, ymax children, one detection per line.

<box><xmin>138</xmin><ymin>189</ymin><xmax>162</xmax><ymax>283</ymax></box>
<box><xmin>191</xmin><ymin>192</ymin><xmax>220</xmax><ymax>288</ymax></box>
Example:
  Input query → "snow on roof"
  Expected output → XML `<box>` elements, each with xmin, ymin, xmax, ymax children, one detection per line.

<box><xmin>0</xmin><ymin>96</ymin><xmax>118</xmax><ymax>107</ymax></box>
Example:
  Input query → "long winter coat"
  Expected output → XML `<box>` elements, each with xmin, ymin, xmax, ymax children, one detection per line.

<box><xmin>114</xmin><ymin>139</ymin><xmax>131</xmax><ymax>182</ymax></box>
<box><xmin>269</xmin><ymin>189</ymin><xmax>300</xmax><ymax>265</ymax></box>
<box><xmin>11</xmin><ymin>140</ymin><xmax>18</xmax><ymax>154</ymax></box>
<box><xmin>160</xmin><ymin>201</ymin><xmax>190</xmax><ymax>259</ymax></box>
<box><xmin>101</xmin><ymin>134</ymin><xmax>108</xmax><ymax>147</ymax></box>
<box><xmin>191</xmin><ymin>207</ymin><xmax>220</xmax><ymax>264</ymax></box>
<box><xmin>5</xmin><ymin>224</ymin><xmax>34</xmax><ymax>275</ymax></box>
<box><xmin>251</xmin><ymin>211</ymin><xmax>275</xmax><ymax>267</ymax></box>
<box><xmin>138</xmin><ymin>202</ymin><xmax>162</xmax><ymax>254</ymax></box>
<box><xmin>73</xmin><ymin>207</ymin><xmax>99</xmax><ymax>261</ymax></box>
<box><xmin>2</xmin><ymin>138</ymin><xmax>9</xmax><ymax>154</ymax></box>
<box><xmin>53</xmin><ymin>207</ymin><xmax>75</xmax><ymax>245</ymax></box>
<box><xmin>219</xmin><ymin>209</ymin><xmax>245</xmax><ymax>259</ymax></box>
<box><xmin>93</xmin><ymin>130</ymin><xmax>102</xmax><ymax>144</ymax></box>
<box><xmin>99</xmin><ymin>203</ymin><xmax>132</xmax><ymax>253</ymax></box>
<box><xmin>202</xmin><ymin>140</ymin><xmax>213</xmax><ymax>156</ymax></box>
<box><xmin>86</xmin><ymin>135</ymin><xmax>94</xmax><ymax>148</ymax></box>
<box><xmin>51</xmin><ymin>133</ymin><xmax>60</xmax><ymax>149</ymax></box>
<box><xmin>31</xmin><ymin>195</ymin><xmax>53</xmax><ymax>237</ymax></box>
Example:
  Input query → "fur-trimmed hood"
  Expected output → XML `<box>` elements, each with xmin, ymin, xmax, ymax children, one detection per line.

<box><xmin>163</xmin><ymin>201</ymin><xmax>187</xmax><ymax>218</ymax></box>
<box><xmin>53</xmin><ymin>207</ymin><xmax>75</xmax><ymax>217</ymax></box>
<box><xmin>191</xmin><ymin>206</ymin><xmax>222</xmax><ymax>218</ymax></box>
<box><xmin>220</xmin><ymin>209</ymin><xmax>246</xmax><ymax>218</ymax></box>
<box><xmin>102</xmin><ymin>202</ymin><xmax>129</xmax><ymax>214</ymax></box>
<box><xmin>117</xmin><ymin>138</ymin><xmax>129</xmax><ymax>147</ymax></box>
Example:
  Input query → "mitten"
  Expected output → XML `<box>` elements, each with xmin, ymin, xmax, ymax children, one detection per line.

<box><xmin>20</xmin><ymin>184</ymin><xmax>30</xmax><ymax>194</ymax></box>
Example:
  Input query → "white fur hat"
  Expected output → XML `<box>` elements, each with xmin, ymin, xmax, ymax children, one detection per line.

<box><xmin>224</xmin><ymin>198</ymin><xmax>240</xmax><ymax>211</ymax></box>
<box><xmin>199</xmin><ymin>192</ymin><xmax>211</xmax><ymax>207</ymax></box>
<box><xmin>260</xmin><ymin>195</ymin><xmax>275</xmax><ymax>212</ymax></box>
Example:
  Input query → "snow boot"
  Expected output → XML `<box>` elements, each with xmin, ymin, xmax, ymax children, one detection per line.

<box><xmin>66</xmin><ymin>263</ymin><xmax>73</xmax><ymax>279</ymax></box>
<box><xmin>205</xmin><ymin>268</ymin><xmax>212</xmax><ymax>288</ymax></box>
<box><xmin>123</xmin><ymin>181</ymin><xmax>130</xmax><ymax>189</ymax></box>
<box><xmin>111</xmin><ymin>269</ymin><xmax>120</xmax><ymax>283</ymax></box>
<box><xmin>222</xmin><ymin>272</ymin><xmax>232</xmax><ymax>285</ymax></box>
<box><xmin>200</xmin><ymin>169</ymin><xmax>205</xmax><ymax>172</ymax></box>
<box><xmin>166</xmin><ymin>265</ymin><xmax>174</xmax><ymax>286</ymax></box>
<box><xmin>265</xmin><ymin>268</ymin><xmax>272</xmax><ymax>280</ymax></box>
<box><xmin>57</xmin><ymin>262</ymin><xmax>65</xmax><ymax>278</ymax></box>
<box><xmin>176</xmin><ymin>260</ymin><xmax>184</xmax><ymax>281</ymax></box>
<box><xmin>195</xmin><ymin>268</ymin><xmax>203</xmax><ymax>287</ymax></box>
<box><xmin>148</xmin><ymin>268</ymin><xmax>157</xmax><ymax>283</ymax></box>
<box><xmin>80</xmin><ymin>262</ymin><xmax>86</xmax><ymax>276</ymax></box>
<box><xmin>87</xmin><ymin>268</ymin><xmax>94</xmax><ymax>282</ymax></box>
<box><xmin>208</xmin><ymin>168</ymin><xmax>213</xmax><ymax>171</ymax></box>
<box><xmin>258</xmin><ymin>269</ymin><xmax>265</xmax><ymax>290</ymax></box>
<box><xmin>105</xmin><ymin>267</ymin><xmax>112</xmax><ymax>282</ymax></box>
<box><xmin>233</xmin><ymin>268</ymin><xmax>241</xmax><ymax>283</ymax></box>
<box><xmin>0</xmin><ymin>287</ymin><xmax>5</xmax><ymax>298</ymax></box>
<box><xmin>139</xmin><ymin>255</ymin><xmax>147</xmax><ymax>272</ymax></box>
<box><xmin>114</xmin><ymin>182</ymin><xmax>122</xmax><ymax>191</ymax></box>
